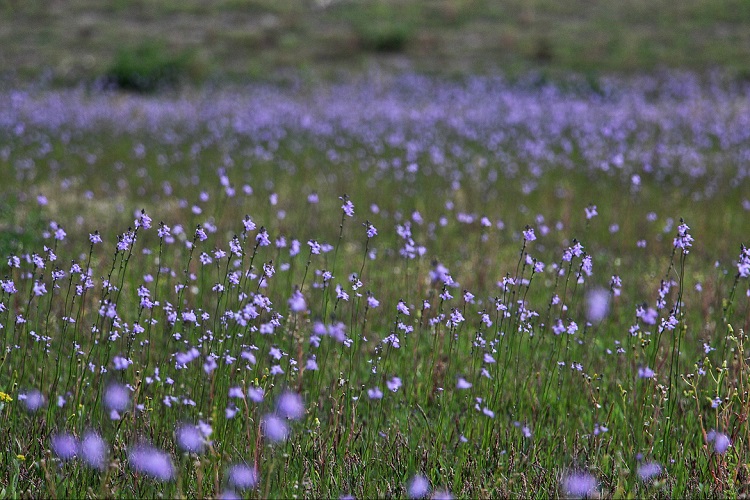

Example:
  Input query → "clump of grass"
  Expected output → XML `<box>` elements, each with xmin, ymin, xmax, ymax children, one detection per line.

<box><xmin>104</xmin><ymin>41</ymin><xmax>194</xmax><ymax>92</ymax></box>
<box><xmin>356</xmin><ymin>21</ymin><xmax>413</xmax><ymax>53</ymax></box>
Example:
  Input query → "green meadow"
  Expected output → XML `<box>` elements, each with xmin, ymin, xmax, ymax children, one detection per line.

<box><xmin>2</xmin><ymin>1</ymin><xmax>750</xmax><ymax>498</ymax></box>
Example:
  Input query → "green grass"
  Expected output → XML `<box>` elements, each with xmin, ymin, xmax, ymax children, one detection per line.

<box><xmin>2</xmin><ymin>0</ymin><xmax>750</xmax><ymax>85</ymax></box>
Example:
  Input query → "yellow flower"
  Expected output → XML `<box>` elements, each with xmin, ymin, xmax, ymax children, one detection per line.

<box><xmin>16</xmin><ymin>454</ymin><xmax>25</xmax><ymax>461</ymax></box>
<box><xmin>0</xmin><ymin>391</ymin><xmax>12</xmax><ymax>403</ymax></box>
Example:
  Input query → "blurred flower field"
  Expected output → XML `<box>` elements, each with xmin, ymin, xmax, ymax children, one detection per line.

<box><xmin>1</xmin><ymin>72</ymin><xmax>750</xmax><ymax>497</ymax></box>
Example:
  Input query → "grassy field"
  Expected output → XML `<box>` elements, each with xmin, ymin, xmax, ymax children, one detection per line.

<box><xmin>2</xmin><ymin>1</ymin><xmax>750</xmax><ymax>498</ymax></box>
<box><xmin>1</xmin><ymin>73</ymin><xmax>750</xmax><ymax>497</ymax></box>
<box><xmin>2</xmin><ymin>0</ymin><xmax>750</xmax><ymax>84</ymax></box>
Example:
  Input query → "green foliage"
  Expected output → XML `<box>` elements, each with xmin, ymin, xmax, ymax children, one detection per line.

<box><xmin>105</xmin><ymin>42</ymin><xmax>194</xmax><ymax>92</ymax></box>
<box><xmin>356</xmin><ymin>20</ymin><xmax>413</xmax><ymax>53</ymax></box>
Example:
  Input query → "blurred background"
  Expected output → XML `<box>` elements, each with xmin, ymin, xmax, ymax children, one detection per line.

<box><xmin>2</xmin><ymin>0</ymin><xmax>750</xmax><ymax>89</ymax></box>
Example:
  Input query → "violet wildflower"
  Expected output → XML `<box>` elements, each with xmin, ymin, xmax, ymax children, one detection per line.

<box><xmin>561</xmin><ymin>472</ymin><xmax>598</xmax><ymax>498</ymax></box>
<box><xmin>288</xmin><ymin>289</ymin><xmax>307</xmax><ymax>313</ymax></box>
<box><xmin>19</xmin><ymin>389</ymin><xmax>45</xmax><ymax>412</ymax></box>
<box><xmin>248</xmin><ymin>386</ymin><xmax>264</xmax><ymax>403</ymax></box>
<box><xmin>176</xmin><ymin>424</ymin><xmax>205</xmax><ymax>454</ymax></box>
<box><xmin>228</xmin><ymin>464</ymin><xmax>258</xmax><ymax>490</ymax></box>
<box><xmin>103</xmin><ymin>383</ymin><xmax>130</xmax><ymax>419</ymax></box>
<box><xmin>387</xmin><ymin>377</ymin><xmax>402</xmax><ymax>392</ymax></box>
<box><xmin>341</xmin><ymin>196</ymin><xmax>354</xmax><ymax>217</ymax></box>
<box><xmin>135</xmin><ymin>209</ymin><xmax>152</xmax><ymax>230</ymax></box>
<box><xmin>523</xmin><ymin>226</ymin><xmax>536</xmax><ymax>241</ymax></box>
<box><xmin>80</xmin><ymin>432</ymin><xmax>108</xmax><ymax>470</ymax></box>
<box><xmin>368</xmin><ymin>387</ymin><xmax>384</xmax><ymax>400</ymax></box>
<box><xmin>367</xmin><ymin>294</ymin><xmax>380</xmax><ymax>308</ymax></box>
<box><xmin>397</xmin><ymin>300</ymin><xmax>410</xmax><ymax>316</ymax></box>
<box><xmin>584</xmin><ymin>204</ymin><xmax>598</xmax><ymax>219</ymax></box>
<box><xmin>707</xmin><ymin>430</ymin><xmax>731</xmax><ymax>454</ymax></box>
<box><xmin>456</xmin><ymin>377</ymin><xmax>472</xmax><ymax>390</ymax></box>
<box><xmin>263</xmin><ymin>414</ymin><xmax>290</xmax><ymax>442</ymax></box>
<box><xmin>407</xmin><ymin>474</ymin><xmax>430</xmax><ymax>499</ymax></box>
<box><xmin>585</xmin><ymin>288</ymin><xmax>610</xmax><ymax>324</ymax></box>
<box><xmin>112</xmin><ymin>356</ymin><xmax>132</xmax><ymax>370</ymax></box>
<box><xmin>157</xmin><ymin>223</ymin><xmax>171</xmax><ymax>239</ymax></box>
<box><xmin>129</xmin><ymin>445</ymin><xmax>175</xmax><ymax>481</ymax></box>
<box><xmin>638</xmin><ymin>366</ymin><xmax>655</xmax><ymax>379</ymax></box>
<box><xmin>256</xmin><ymin>227</ymin><xmax>271</xmax><ymax>247</ymax></box>
<box><xmin>51</xmin><ymin>433</ymin><xmax>78</xmax><ymax>461</ymax></box>
<box><xmin>366</xmin><ymin>222</ymin><xmax>378</xmax><ymax>238</ymax></box>
<box><xmin>636</xmin><ymin>462</ymin><xmax>662</xmax><ymax>482</ymax></box>
<box><xmin>673</xmin><ymin>220</ymin><xmax>694</xmax><ymax>252</ymax></box>
<box><xmin>89</xmin><ymin>232</ymin><xmax>102</xmax><ymax>244</ymax></box>
<box><xmin>277</xmin><ymin>391</ymin><xmax>305</xmax><ymax>420</ymax></box>
<box><xmin>243</xmin><ymin>215</ymin><xmax>256</xmax><ymax>232</ymax></box>
<box><xmin>737</xmin><ymin>245</ymin><xmax>750</xmax><ymax>278</ymax></box>
<box><xmin>225</xmin><ymin>405</ymin><xmax>239</xmax><ymax>419</ymax></box>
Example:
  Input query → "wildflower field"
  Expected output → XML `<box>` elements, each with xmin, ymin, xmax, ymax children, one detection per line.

<box><xmin>1</xmin><ymin>72</ymin><xmax>750</xmax><ymax>498</ymax></box>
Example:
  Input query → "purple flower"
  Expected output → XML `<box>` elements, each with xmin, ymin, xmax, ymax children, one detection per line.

<box><xmin>456</xmin><ymin>377</ymin><xmax>472</xmax><ymax>390</ymax></box>
<box><xmin>135</xmin><ymin>209</ymin><xmax>152</xmax><ymax>230</ymax></box>
<box><xmin>288</xmin><ymin>289</ymin><xmax>307</xmax><ymax>313</ymax></box>
<box><xmin>277</xmin><ymin>391</ymin><xmax>305</xmax><ymax>420</ymax></box>
<box><xmin>157</xmin><ymin>223</ymin><xmax>171</xmax><ymax>239</ymax></box>
<box><xmin>561</xmin><ymin>472</ymin><xmax>597</xmax><ymax>498</ymax></box>
<box><xmin>256</xmin><ymin>228</ymin><xmax>271</xmax><ymax>247</ymax></box>
<box><xmin>584</xmin><ymin>205</ymin><xmax>598</xmax><ymax>219</ymax></box>
<box><xmin>368</xmin><ymin>387</ymin><xmax>383</xmax><ymax>400</ymax></box>
<box><xmin>176</xmin><ymin>424</ymin><xmax>205</xmax><ymax>454</ymax></box>
<box><xmin>341</xmin><ymin>197</ymin><xmax>354</xmax><ymax>217</ymax></box>
<box><xmin>51</xmin><ymin>433</ymin><xmax>78</xmax><ymax>461</ymax></box>
<box><xmin>81</xmin><ymin>432</ymin><xmax>108</xmax><ymax>470</ymax></box>
<box><xmin>248</xmin><ymin>386</ymin><xmax>264</xmax><ymax>403</ymax></box>
<box><xmin>243</xmin><ymin>215</ymin><xmax>256</xmax><ymax>232</ymax></box>
<box><xmin>707</xmin><ymin>430</ymin><xmax>731</xmax><ymax>454</ymax></box>
<box><xmin>104</xmin><ymin>383</ymin><xmax>130</xmax><ymax>414</ymax></box>
<box><xmin>638</xmin><ymin>366</ymin><xmax>655</xmax><ymax>379</ymax></box>
<box><xmin>523</xmin><ymin>226</ymin><xmax>536</xmax><ymax>241</ymax></box>
<box><xmin>112</xmin><ymin>356</ymin><xmax>132</xmax><ymax>370</ymax></box>
<box><xmin>366</xmin><ymin>223</ymin><xmax>378</xmax><ymax>238</ymax></box>
<box><xmin>673</xmin><ymin>221</ymin><xmax>694</xmax><ymax>252</ymax></box>
<box><xmin>397</xmin><ymin>300</ymin><xmax>410</xmax><ymax>316</ymax></box>
<box><xmin>387</xmin><ymin>377</ymin><xmax>402</xmax><ymax>392</ymax></box>
<box><xmin>228</xmin><ymin>464</ymin><xmax>258</xmax><ymax>490</ymax></box>
<box><xmin>585</xmin><ymin>288</ymin><xmax>610</xmax><ymax>324</ymax></box>
<box><xmin>737</xmin><ymin>245</ymin><xmax>750</xmax><ymax>278</ymax></box>
<box><xmin>636</xmin><ymin>462</ymin><xmax>662</xmax><ymax>481</ymax></box>
<box><xmin>367</xmin><ymin>294</ymin><xmax>380</xmax><ymax>309</ymax></box>
<box><xmin>263</xmin><ymin>414</ymin><xmax>290</xmax><ymax>442</ymax></box>
<box><xmin>221</xmin><ymin>385</ymin><xmax>241</xmax><ymax>399</ymax></box>
<box><xmin>407</xmin><ymin>474</ymin><xmax>430</xmax><ymax>498</ymax></box>
<box><xmin>129</xmin><ymin>445</ymin><xmax>175</xmax><ymax>481</ymax></box>
<box><xmin>19</xmin><ymin>389</ymin><xmax>45</xmax><ymax>412</ymax></box>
